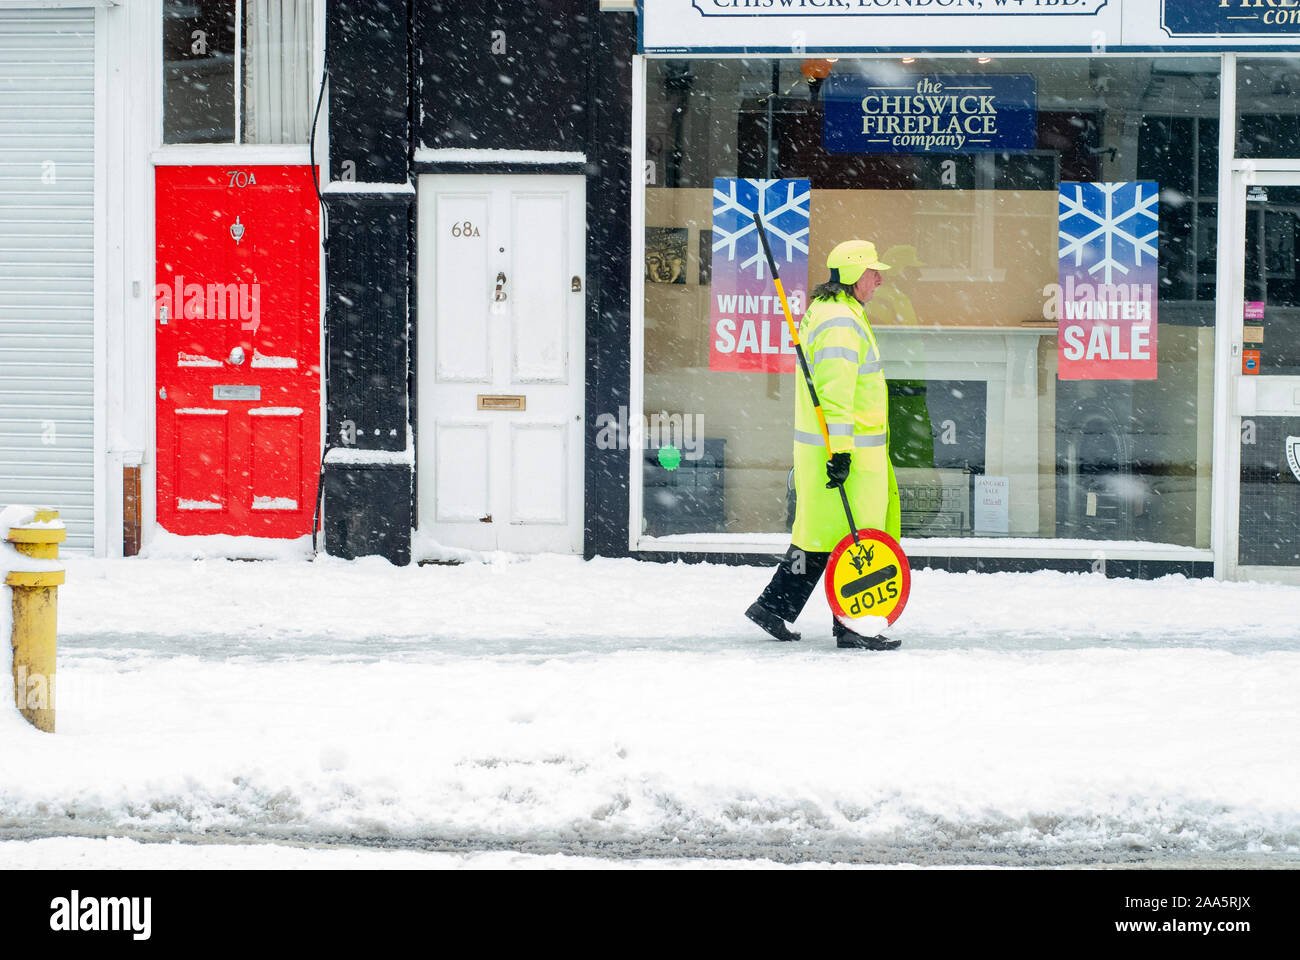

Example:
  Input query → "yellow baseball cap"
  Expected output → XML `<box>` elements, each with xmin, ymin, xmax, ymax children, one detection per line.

<box><xmin>827</xmin><ymin>240</ymin><xmax>891</xmax><ymax>284</ymax></box>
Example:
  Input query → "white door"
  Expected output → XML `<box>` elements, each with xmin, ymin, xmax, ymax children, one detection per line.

<box><xmin>416</xmin><ymin>174</ymin><xmax>585</xmax><ymax>554</ymax></box>
<box><xmin>1227</xmin><ymin>168</ymin><xmax>1300</xmax><ymax>583</ymax></box>
<box><xmin>0</xmin><ymin>8</ymin><xmax>95</xmax><ymax>551</ymax></box>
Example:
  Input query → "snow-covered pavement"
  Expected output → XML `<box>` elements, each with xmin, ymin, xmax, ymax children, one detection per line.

<box><xmin>3</xmin><ymin>554</ymin><xmax>1299</xmax><ymax>867</ymax></box>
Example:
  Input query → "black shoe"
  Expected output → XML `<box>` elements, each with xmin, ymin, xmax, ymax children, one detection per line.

<box><xmin>745</xmin><ymin>602</ymin><xmax>801</xmax><ymax>642</ymax></box>
<box><xmin>835</xmin><ymin>631</ymin><xmax>901</xmax><ymax>651</ymax></box>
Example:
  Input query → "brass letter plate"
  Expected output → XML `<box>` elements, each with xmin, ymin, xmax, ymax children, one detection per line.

<box><xmin>477</xmin><ymin>394</ymin><xmax>526</xmax><ymax>411</ymax></box>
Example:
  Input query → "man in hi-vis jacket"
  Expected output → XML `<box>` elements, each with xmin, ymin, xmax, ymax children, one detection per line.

<box><xmin>746</xmin><ymin>240</ymin><xmax>902</xmax><ymax>651</ymax></box>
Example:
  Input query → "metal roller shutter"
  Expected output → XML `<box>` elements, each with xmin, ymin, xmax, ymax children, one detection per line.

<box><xmin>0</xmin><ymin>8</ymin><xmax>95</xmax><ymax>551</ymax></box>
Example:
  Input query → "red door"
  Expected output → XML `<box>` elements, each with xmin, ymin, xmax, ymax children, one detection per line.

<box><xmin>155</xmin><ymin>166</ymin><xmax>320</xmax><ymax>538</ymax></box>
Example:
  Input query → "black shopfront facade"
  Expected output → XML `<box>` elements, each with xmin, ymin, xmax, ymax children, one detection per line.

<box><xmin>321</xmin><ymin>0</ymin><xmax>1300</xmax><ymax>584</ymax></box>
<box><xmin>322</xmin><ymin>0</ymin><xmax>635</xmax><ymax>565</ymax></box>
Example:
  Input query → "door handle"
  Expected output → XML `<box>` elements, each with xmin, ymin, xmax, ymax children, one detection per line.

<box><xmin>494</xmin><ymin>272</ymin><xmax>507</xmax><ymax>302</ymax></box>
<box><xmin>228</xmin><ymin>346</ymin><xmax>246</xmax><ymax>365</ymax></box>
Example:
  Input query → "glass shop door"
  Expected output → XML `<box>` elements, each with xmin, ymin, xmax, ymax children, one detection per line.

<box><xmin>1230</xmin><ymin>169</ymin><xmax>1300</xmax><ymax>582</ymax></box>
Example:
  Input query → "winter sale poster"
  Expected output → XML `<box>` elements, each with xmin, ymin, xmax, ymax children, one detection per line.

<box><xmin>709</xmin><ymin>178</ymin><xmax>809</xmax><ymax>373</ymax></box>
<box><xmin>1057</xmin><ymin>181</ymin><xmax>1160</xmax><ymax>380</ymax></box>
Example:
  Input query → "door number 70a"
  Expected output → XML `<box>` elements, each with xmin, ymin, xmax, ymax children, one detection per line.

<box><xmin>226</xmin><ymin>170</ymin><xmax>258</xmax><ymax>188</ymax></box>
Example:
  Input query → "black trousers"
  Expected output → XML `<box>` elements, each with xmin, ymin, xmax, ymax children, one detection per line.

<box><xmin>754</xmin><ymin>545</ymin><xmax>845</xmax><ymax>633</ymax></box>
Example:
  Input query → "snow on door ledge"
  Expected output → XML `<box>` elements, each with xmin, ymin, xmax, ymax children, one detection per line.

<box><xmin>143</xmin><ymin>529</ymin><xmax>314</xmax><ymax>561</ymax></box>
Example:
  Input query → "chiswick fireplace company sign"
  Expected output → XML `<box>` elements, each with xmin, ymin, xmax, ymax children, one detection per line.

<box><xmin>638</xmin><ymin>0</ymin><xmax>1300</xmax><ymax>53</ymax></box>
<box><xmin>823</xmin><ymin>73</ymin><xmax>1037</xmax><ymax>153</ymax></box>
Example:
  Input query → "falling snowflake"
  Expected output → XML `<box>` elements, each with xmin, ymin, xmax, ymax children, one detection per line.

<box><xmin>1058</xmin><ymin>181</ymin><xmax>1159</xmax><ymax>286</ymax></box>
<box><xmin>712</xmin><ymin>178</ymin><xmax>810</xmax><ymax>280</ymax></box>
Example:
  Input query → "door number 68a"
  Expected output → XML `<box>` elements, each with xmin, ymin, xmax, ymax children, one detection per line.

<box><xmin>451</xmin><ymin>220</ymin><xmax>481</xmax><ymax>238</ymax></box>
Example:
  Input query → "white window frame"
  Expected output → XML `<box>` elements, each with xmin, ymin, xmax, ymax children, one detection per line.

<box><xmin>1214</xmin><ymin>55</ymin><xmax>1300</xmax><ymax>584</ymax></box>
<box><xmin>1217</xmin><ymin>160</ymin><xmax>1300</xmax><ymax>586</ymax></box>
<box><xmin>152</xmin><ymin>0</ymin><xmax>322</xmax><ymax>165</ymax></box>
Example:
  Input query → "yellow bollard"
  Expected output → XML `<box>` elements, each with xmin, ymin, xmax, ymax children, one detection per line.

<box><xmin>7</xmin><ymin>508</ymin><xmax>64</xmax><ymax>733</ymax></box>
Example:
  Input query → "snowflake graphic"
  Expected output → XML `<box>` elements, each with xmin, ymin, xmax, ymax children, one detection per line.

<box><xmin>1058</xmin><ymin>181</ymin><xmax>1159</xmax><ymax>286</ymax></box>
<box><xmin>712</xmin><ymin>178</ymin><xmax>810</xmax><ymax>280</ymax></box>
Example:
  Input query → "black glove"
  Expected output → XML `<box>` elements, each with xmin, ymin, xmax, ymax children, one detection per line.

<box><xmin>825</xmin><ymin>451</ymin><xmax>851</xmax><ymax>489</ymax></box>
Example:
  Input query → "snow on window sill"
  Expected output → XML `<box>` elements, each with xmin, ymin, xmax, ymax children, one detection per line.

<box><xmin>151</xmin><ymin>144</ymin><xmax>311</xmax><ymax>166</ymax></box>
<box><xmin>635</xmin><ymin>533</ymin><xmax>1211</xmax><ymax>563</ymax></box>
<box><xmin>413</xmin><ymin>147</ymin><xmax>587</xmax><ymax>165</ymax></box>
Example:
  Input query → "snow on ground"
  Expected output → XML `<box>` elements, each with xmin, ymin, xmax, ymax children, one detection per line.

<box><xmin>2</xmin><ymin>554</ymin><xmax>1299</xmax><ymax>866</ymax></box>
<box><xmin>54</xmin><ymin>553</ymin><xmax>1300</xmax><ymax>655</ymax></box>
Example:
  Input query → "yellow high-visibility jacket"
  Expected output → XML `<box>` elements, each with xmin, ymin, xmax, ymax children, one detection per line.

<box><xmin>791</xmin><ymin>291</ymin><xmax>900</xmax><ymax>552</ymax></box>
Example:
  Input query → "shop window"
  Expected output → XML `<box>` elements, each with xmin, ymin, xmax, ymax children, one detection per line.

<box><xmin>641</xmin><ymin>57</ymin><xmax>1218</xmax><ymax>549</ymax></box>
<box><xmin>1138</xmin><ymin>115</ymin><xmax>1219</xmax><ymax>303</ymax></box>
<box><xmin>163</xmin><ymin>0</ymin><xmax>314</xmax><ymax>145</ymax></box>
<box><xmin>1237</xmin><ymin>58</ymin><xmax>1300</xmax><ymax>159</ymax></box>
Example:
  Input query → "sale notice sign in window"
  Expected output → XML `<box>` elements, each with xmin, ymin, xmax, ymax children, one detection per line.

<box><xmin>708</xmin><ymin>178</ymin><xmax>808</xmax><ymax>373</ymax></box>
<box><xmin>1056</xmin><ymin>181</ymin><xmax>1159</xmax><ymax>381</ymax></box>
